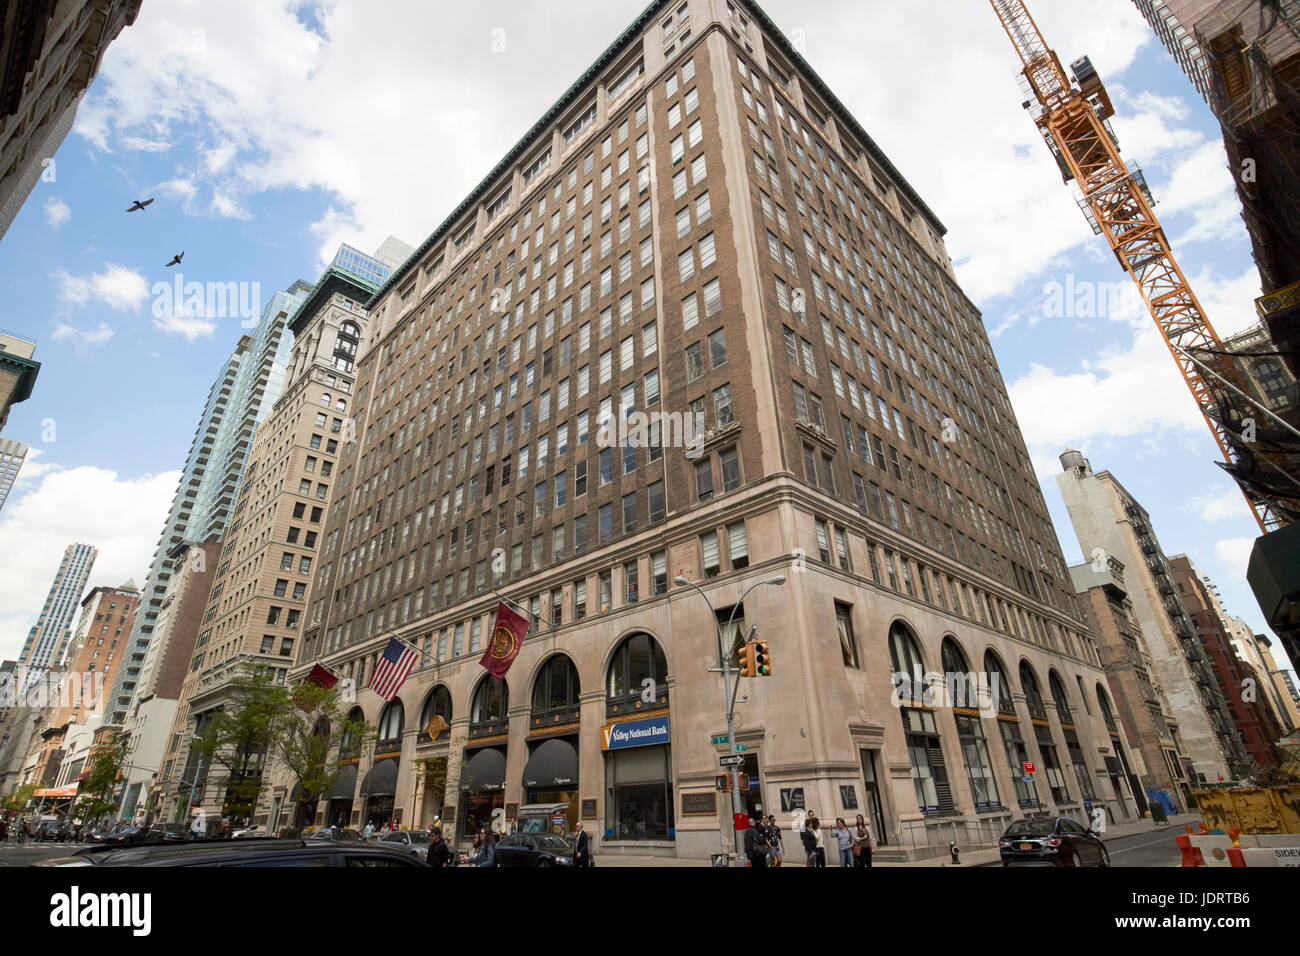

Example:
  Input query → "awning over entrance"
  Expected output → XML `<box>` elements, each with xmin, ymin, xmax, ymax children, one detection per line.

<box><xmin>462</xmin><ymin>747</ymin><xmax>506</xmax><ymax>792</ymax></box>
<box><xmin>34</xmin><ymin>786</ymin><xmax>77</xmax><ymax>799</ymax></box>
<box><xmin>523</xmin><ymin>738</ymin><xmax>578</xmax><ymax>789</ymax></box>
<box><xmin>360</xmin><ymin>758</ymin><xmax>398</xmax><ymax>797</ymax></box>
<box><xmin>329</xmin><ymin>763</ymin><xmax>358</xmax><ymax>800</ymax></box>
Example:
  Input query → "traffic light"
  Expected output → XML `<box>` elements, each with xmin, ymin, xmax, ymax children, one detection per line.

<box><xmin>753</xmin><ymin>640</ymin><xmax>771</xmax><ymax>677</ymax></box>
<box><xmin>738</xmin><ymin>642</ymin><xmax>756</xmax><ymax>677</ymax></box>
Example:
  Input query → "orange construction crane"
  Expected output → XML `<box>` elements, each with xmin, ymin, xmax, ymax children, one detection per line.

<box><xmin>989</xmin><ymin>0</ymin><xmax>1298</xmax><ymax>531</ymax></box>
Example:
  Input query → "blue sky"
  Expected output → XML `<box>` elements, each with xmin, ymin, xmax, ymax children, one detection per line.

<box><xmin>0</xmin><ymin>0</ymin><xmax>1290</xmax><ymax>679</ymax></box>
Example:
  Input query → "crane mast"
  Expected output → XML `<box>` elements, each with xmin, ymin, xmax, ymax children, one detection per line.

<box><xmin>990</xmin><ymin>0</ymin><xmax>1296</xmax><ymax>532</ymax></box>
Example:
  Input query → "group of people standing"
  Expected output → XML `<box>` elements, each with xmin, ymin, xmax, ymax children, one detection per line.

<box><xmin>745</xmin><ymin>812</ymin><xmax>875</xmax><ymax>867</ymax></box>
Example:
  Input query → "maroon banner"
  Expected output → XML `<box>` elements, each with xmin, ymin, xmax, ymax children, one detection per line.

<box><xmin>304</xmin><ymin>663</ymin><xmax>339</xmax><ymax>691</ymax></box>
<box><xmin>480</xmin><ymin>601</ymin><xmax>529</xmax><ymax>678</ymax></box>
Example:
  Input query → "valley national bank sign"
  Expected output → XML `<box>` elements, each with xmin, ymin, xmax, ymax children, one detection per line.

<box><xmin>601</xmin><ymin>715</ymin><xmax>670</xmax><ymax>751</ymax></box>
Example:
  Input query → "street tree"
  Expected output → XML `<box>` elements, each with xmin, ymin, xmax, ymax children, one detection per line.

<box><xmin>76</xmin><ymin>735</ymin><xmax>130</xmax><ymax>824</ymax></box>
<box><xmin>273</xmin><ymin>680</ymin><xmax>372</xmax><ymax>821</ymax></box>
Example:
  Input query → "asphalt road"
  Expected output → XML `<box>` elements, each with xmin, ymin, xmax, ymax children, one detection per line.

<box><xmin>1100</xmin><ymin>828</ymin><xmax>1186</xmax><ymax>867</ymax></box>
<box><xmin>0</xmin><ymin>841</ymin><xmax>85</xmax><ymax>866</ymax></box>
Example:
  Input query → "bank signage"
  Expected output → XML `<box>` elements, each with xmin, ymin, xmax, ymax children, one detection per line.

<box><xmin>601</xmin><ymin>715</ymin><xmax>670</xmax><ymax>751</ymax></box>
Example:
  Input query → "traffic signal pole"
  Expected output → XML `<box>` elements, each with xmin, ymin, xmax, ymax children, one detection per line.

<box><xmin>675</xmin><ymin>574</ymin><xmax>785</xmax><ymax>867</ymax></box>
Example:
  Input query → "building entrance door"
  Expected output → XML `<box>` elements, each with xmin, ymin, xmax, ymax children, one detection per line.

<box><xmin>860</xmin><ymin>750</ymin><xmax>887</xmax><ymax>845</ymax></box>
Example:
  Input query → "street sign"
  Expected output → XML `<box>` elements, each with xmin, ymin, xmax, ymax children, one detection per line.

<box><xmin>734</xmin><ymin>744</ymin><xmax>747</xmax><ymax>752</ymax></box>
<box><xmin>1023</xmin><ymin>761</ymin><xmax>1036</xmax><ymax>774</ymax></box>
<box><xmin>711</xmin><ymin>735</ymin><xmax>729</xmax><ymax>746</ymax></box>
<box><xmin>719</xmin><ymin>754</ymin><xmax>745</xmax><ymax>767</ymax></box>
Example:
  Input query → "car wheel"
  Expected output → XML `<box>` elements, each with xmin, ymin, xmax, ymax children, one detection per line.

<box><xmin>537</xmin><ymin>858</ymin><xmax>551</xmax><ymax>867</ymax></box>
<box><xmin>1098</xmin><ymin>846</ymin><xmax>1110</xmax><ymax>868</ymax></box>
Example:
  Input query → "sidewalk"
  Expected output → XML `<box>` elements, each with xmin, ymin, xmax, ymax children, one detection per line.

<box><xmin>589</xmin><ymin>813</ymin><xmax>1199</xmax><ymax>867</ymax></box>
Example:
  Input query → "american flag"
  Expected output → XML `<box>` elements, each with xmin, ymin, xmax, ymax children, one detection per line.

<box><xmin>368</xmin><ymin>637</ymin><xmax>419</xmax><ymax>701</ymax></box>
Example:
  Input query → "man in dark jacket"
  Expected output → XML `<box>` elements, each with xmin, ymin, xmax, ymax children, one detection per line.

<box><xmin>573</xmin><ymin>822</ymin><xmax>591</xmax><ymax>867</ymax></box>
<box><xmin>744</xmin><ymin>815</ymin><xmax>767</xmax><ymax>867</ymax></box>
<box><xmin>427</xmin><ymin>827</ymin><xmax>453</xmax><ymax>867</ymax></box>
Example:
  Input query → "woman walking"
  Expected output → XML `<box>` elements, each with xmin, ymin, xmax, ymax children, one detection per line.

<box><xmin>833</xmin><ymin>818</ymin><xmax>854</xmax><ymax>868</ymax></box>
<box><xmin>852</xmin><ymin>814</ymin><xmax>875</xmax><ymax>868</ymax></box>
<box><xmin>809</xmin><ymin>815</ymin><xmax>826</xmax><ymax>867</ymax></box>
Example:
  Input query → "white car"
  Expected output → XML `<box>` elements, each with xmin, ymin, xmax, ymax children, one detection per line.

<box><xmin>378</xmin><ymin>830</ymin><xmax>431</xmax><ymax>861</ymax></box>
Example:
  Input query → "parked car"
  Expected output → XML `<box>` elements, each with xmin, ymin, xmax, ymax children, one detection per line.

<box><xmin>149</xmin><ymin>822</ymin><xmax>190</xmax><ymax>843</ymax></box>
<box><xmin>999</xmin><ymin>816</ymin><xmax>1110</xmax><ymax>867</ymax></box>
<box><xmin>308</xmin><ymin>827</ymin><xmax>363</xmax><ymax>843</ymax></box>
<box><xmin>99</xmin><ymin>825</ymin><xmax>164</xmax><ymax>846</ymax></box>
<box><xmin>378</xmin><ymin>829</ymin><xmax>432</xmax><ymax>861</ymax></box>
<box><xmin>494</xmin><ymin>833</ymin><xmax>583</xmax><ymax>867</ymax></box>
<box><xmin>33</xmin><ymin>839</ymin><xmax>430</xmax><ymax>867</ymax></box>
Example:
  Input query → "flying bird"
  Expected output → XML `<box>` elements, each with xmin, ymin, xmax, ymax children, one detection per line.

<box><xmin>126</xmin><ymin>198</ymin><xmax>154</xmax><ymax>212</ymax></box>
<box><xmin>166</xmin><ymin>252</ymin><xmax>184</xmax><ymax>267</ymax></box>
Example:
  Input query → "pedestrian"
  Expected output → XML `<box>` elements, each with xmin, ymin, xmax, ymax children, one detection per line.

<box><xmin>363</xmin><ymin>821</ymin><xmax>375</xmax><ymax>842</ymax></box>
<box><xmin>468</xmin><ymin>827</ymin><xmax>484</xmax><ymax>863</ymax></box>
<box><xmin>744</xmin><ymin>815</ymin><xmax>767</xmax><ymax>867</ymax></box>
<box><xmin>476</xmin><ymin>829</ymin><xmax>499</xmax><ymax>867</ymax></box>
<box><xmin>834</xmin><ymin>818</ymin><xmax>854</xmax><ymax>868</ymax></box>
<box><xmin>764</xmin><ymin>814</ymin><xmax>784</xmax><ymax>867</ymax></box>
<box><xmin>508</xmin><ymin>816</ymin><xmax>518</xmax><ymax>835</ymax></box>
<box><xmin>799</xmin><ymin>816</ymin><xmax>816</xmax><ymax>866</ymax></box>
<box><xmin>427</xmin><ymin>826</ymin><xmax>453</xmax><ymax>867</ymax></box>
<box><xmin>572</xmin><ymin>821</ymin><xmax>591</xmax><ymax>867</ymax></box>
<box><xmin>853</xmin><ymin>814</ymin><xmax>875</xmax><ymax>868</ymax></box>
<box><xmin>808</xmin><ymin>814</ymin><xmax>826</xmax><ymax>867</ymax></box>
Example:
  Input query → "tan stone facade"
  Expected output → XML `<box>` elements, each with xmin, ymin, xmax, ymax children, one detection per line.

<box><xmin>1070</xmin><ymin>558</ymin><xmax>1189</xmax><ymax>811</ymax></box>
<box><xmin>262</xmin><ymin>1</ymin><xmax>1134</xmax><ymax>859</ymax></box>
<box><xmin>159</xmin><ymin>268</ymin><xmax>376</xmax><ymax>822</ymax></box>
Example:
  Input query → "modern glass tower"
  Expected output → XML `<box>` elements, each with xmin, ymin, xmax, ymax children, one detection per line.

<box><xmin>18</xmin><ymin>543</ymin><xmax>97</xmax><ymax>677</ymax></box>
<box><xmin>106</xmin><ymin>281</ymin><xmax>311</xmax><ymax>724</ymax></box>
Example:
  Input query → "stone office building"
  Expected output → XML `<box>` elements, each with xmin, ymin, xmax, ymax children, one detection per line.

<box><xmin>278</xmin><ymin>0</ymin><xmax>1133</xmax><ymax>859</ymax></box>
<box><xmin>160</xmin><ymin>257</ymin><xmax>385</xmax><ymax>824</ymax></box>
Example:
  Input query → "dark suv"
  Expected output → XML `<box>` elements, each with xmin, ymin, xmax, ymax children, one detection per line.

<box><xmin>34</xmin><ymin>838</ymin><xmax>430</xmax><ymax>867</ymax></box>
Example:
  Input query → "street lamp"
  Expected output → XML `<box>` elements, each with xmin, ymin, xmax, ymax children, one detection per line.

<box><xmin>675</xmin><ymin>572</ymin><xmax>785</xmax><ymax>867</ymax></box>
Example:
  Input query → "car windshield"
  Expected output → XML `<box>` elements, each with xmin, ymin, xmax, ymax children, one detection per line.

<box><xmin>406</xmin><ymin>833</ymin><xmax>431</xmax><ymax>844</ymax></box>
<box><xmin>1005</xmin><ymin>820</ymin><xmax>1053</xmax><ymax>836</ymax></box>
<box><xmin>536</xmin><ymin>836</ymin><xmax>572</xmax><ymax>851</ymax></box>
<box><xmin>336</xmin><ymin>830</ymin><xmax>361</xmax><ymax>841</ymax></box>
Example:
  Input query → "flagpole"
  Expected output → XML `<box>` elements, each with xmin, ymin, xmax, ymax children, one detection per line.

<box><xmin>490</xmin><ymin>588</ymin><xmax>532</xmax><ymax>617</ymax></box>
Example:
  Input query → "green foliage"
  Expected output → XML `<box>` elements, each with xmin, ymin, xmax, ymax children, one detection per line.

<box><xmin>275</xmin><ymin>680</ymin><xmax>373</xmax><ymax>809</ymax></box>
<box><xmin>190</xmin><ymin>666</ymin><xmax>372</xmax><ymax>820</ymax></box>
<box><xmin>4</xmin><ymin>781</ymin><xmax>39</xmax><ymax>812</ymax></box>
<box><xmin>76</xmin><ymin>736</ymin><xmax>129</xmax><ymax>822</ymax></box>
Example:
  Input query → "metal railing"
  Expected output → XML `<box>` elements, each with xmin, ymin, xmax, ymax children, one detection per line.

<box><xmin>893</xmin><ymin>816</ymin><xmax>1006</xmax><ymax>856</ymax></box>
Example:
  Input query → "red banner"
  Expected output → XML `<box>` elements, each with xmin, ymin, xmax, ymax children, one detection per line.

<box><xmin>304</xmin><ymin>663</ymin><xmax>339</xmax><ymax>691</ymax></box>
<box><xmin>480</xmin><ymin>602</ymin><xmax>529</xmax><ymax>678</ymax></box>
<box><xmin>294</xmin><ymin>663</ymin><xmax>339</xmax><ymax>711</ymax></box>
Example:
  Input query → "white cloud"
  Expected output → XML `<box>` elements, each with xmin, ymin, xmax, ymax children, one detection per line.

<box><xmin>1213</xmin><ymin>536</ymin><xmax>1256</xmax><ymax>585</ymax></box>
<box><xmin>50</xmin><ymin>321</ymin><xmax>116</xmax><ymax>347</ymax></box>
<box><xmin>53</xmin><ymin>263</ymin><xmax>149</xmax><ymax>312</ymax></box>
<box><xmin>120</xmin><ymin>136</ymin><xmax>172</xmax><ymax>152</ymax></box>
<box><xmin>1009</xmin><ymin>322</ymin><xmax>1205</xmax><ymax>471</ymax></box>
<box><xmin>1185</xmin><ymin>488</ymin><xmax>1251</xmax><ymax>523</ymax></box>
<box><xmin>153</xmin><ymin>313</ymin><xmax>216</xmax><ymax>340</ymax></box>
<box><xmin>0</xmin><ymin>466</ymin><xmax>180</xmax><ymax>661</ymax></box>
<box><xmin>13</xmin><ymin>447</ymin><xmax>58</xmax><ymax>484</ymax></box>
<box><xmin>42</xmin><ymin>196</ymin><xmax>71</xmax><ymax>227</ymax></box>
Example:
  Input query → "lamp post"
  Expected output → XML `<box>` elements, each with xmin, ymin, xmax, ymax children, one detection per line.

<box><xmin>674</xmin><ymin>572</ymin><xmax>785</xmax><ymax>867</ymax></box>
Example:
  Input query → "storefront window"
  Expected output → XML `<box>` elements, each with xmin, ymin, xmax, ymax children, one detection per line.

<box><xmin>605</xmin><ymin>745</ymin><xmax>673</xmax><ymax>840</ymax></box>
